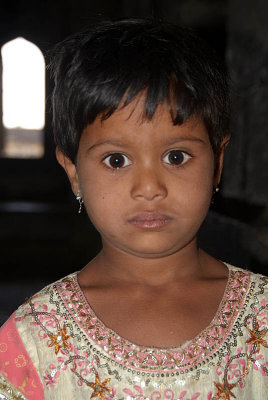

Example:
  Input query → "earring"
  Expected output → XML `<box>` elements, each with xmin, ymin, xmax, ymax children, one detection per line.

<box><xmin>211</xmin><ymin>187</ymin><xmax>219</xmax><ymax>205</ymax></box>
<box><xmin>76</xmin><ymin>191</ymin><xmax>83</xmax><ymax>214</ymax></box>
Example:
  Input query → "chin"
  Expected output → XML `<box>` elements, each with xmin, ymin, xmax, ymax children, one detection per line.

<box><xmin>121</xmin><ymin>241</ymin><xmax>186</xmax><ymax>259</ymax></box>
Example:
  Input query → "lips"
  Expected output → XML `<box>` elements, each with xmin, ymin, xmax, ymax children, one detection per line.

<box><xmin>128</xmin><ymin>212</ymin><xmax>172</xmax><ymax>230</ymax></box>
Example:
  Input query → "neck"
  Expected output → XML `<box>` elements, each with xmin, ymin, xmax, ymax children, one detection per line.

<box><xmin>83</xmin><ymin>239</ymin><xmax>216</xmax><ymax>288</ymax></box>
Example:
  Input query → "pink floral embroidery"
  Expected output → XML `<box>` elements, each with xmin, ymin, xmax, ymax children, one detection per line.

<box><xmin>212</xmin><ymin>281</ymin><xmax>268</xmax><ymax>399</ymax></box>
<box><xmin>123</xmin><ymin>386</ymin><xmax>144</xmax><ymax>398</ymax></box>
<box><xmin>43</xmin><ymin>364</ymin><xmax>60</xmax><ymax>387</ymax></box>
<box><xmin>58</xmin><ymin>270</ymin><xmax>250</xmax><ymax>371</ymax></box>
<box><xmin>122</xmin><ymin>387</ymin><xmax>201</xmax><ymax>400</ymax></box>
<box><xmin>43</xmin><ymin>372</ymin><xmax>59</xmax><ymax>387</ymax></box>
<box><xmin>57</xmin><ymin>356</ymin><xmax>67</xmax><ymax>370</ymax></box>
<box><xmin>216</xmin><ymin>347</ymin><xmax>246</xmax><ymax>380</ymax></box>
<box><xmin>150</xmin><ymin>392</ymin><xmax>161</xmax><ymax>399</ymax></box>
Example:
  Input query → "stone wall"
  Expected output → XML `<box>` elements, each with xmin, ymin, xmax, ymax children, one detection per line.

<box><xmin>223</xmin><ymin>0</ymin><xmax>268</xmax><ymax>206</ymax></box>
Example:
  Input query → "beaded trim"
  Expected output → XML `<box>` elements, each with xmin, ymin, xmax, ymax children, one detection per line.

<box><xmin>0</xmin><ymin>374</ymin><xmax>27</xmax><ymax>400</ymax></box>
<box><xmin>56</xmin><ymin>266</ymin><xmax>251</xmax><ymax>372</ymax></box>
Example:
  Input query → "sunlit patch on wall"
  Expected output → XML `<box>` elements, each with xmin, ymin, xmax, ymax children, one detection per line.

<box><xmin>1</xmin><ymin>37</ymin><xmax>45</xmax><ymax>158</ymax></box>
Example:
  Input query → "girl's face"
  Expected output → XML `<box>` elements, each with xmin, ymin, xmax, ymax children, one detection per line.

<box><xmin>58</xmin><ymin>101</ymin><xmax>228</xmax><ymax>259</ymax></box>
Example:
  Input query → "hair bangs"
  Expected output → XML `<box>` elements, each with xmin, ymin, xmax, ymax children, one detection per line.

<box><xmin>81</xmin><ymin>66</ymin><xmax>200</xmax><ymax>131</ymax></box>
<box><xmin>51</xmin><ymin>18</ymin><xmax>230</xmax><ymax>162</ymax></box>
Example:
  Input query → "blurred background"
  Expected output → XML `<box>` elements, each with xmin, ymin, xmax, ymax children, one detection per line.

<box><xmin>0</xmin><ymin>0</ymin><xmax>267</xmax><ymax>326</ymax></box>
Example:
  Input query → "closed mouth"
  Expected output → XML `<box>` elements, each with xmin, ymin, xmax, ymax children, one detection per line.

<box><xmin>128</xmin><ymin>212</ymin><xmax>172</xmax><ymax>230</ymax></box>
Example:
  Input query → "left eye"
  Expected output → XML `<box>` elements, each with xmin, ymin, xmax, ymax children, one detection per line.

<box><xmin>162</xmin><ymin>150</ymin><xmax>191</xmax><ymax>166</ymax></box>
<box><xmin>103</xmin><ymin>153</ymin><xmax>131</xmax><ymax>169</ymax></box>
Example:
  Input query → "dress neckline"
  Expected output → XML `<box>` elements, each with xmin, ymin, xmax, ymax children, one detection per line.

<box><xmin>73</xmin><ymin>263</ymin><xmax>231</xmax><ymax>351</ymax></box>
<box><xmin>58</xmin><ymin>264</ymin><xmax>251</xmax><ymax>371</ymax></box>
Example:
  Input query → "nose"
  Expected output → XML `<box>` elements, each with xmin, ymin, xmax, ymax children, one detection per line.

<box><xmin>130</xmin><ymin>166</ymin><xmax>168</xmax><ymax>201</ymax></box>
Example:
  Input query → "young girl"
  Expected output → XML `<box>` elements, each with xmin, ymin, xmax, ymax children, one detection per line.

<box><xmin>0</xmin><ymin>18</ymin><xmax>267</xmax><ymax>400</ymax></box>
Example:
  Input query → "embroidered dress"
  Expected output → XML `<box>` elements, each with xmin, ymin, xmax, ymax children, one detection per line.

<box><xmin>0</xmin><ymin>265</ymin><xmax>267</xmax><ymax>400</ymax></box>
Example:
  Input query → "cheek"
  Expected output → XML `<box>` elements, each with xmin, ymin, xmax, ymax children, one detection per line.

<box><xmin>193</xmin><ymin>169</ymin><xmax>214</xmax><ymax>197</ymax></box>
<box><xmin>173</xmin><ymin>163</ymin><xmax>214</xmax><ymax>213</ymax></box>
<box><xmin>80</xmin><ymin>175</ymin><xmax>121</xmax><ymax>223</ymax></box>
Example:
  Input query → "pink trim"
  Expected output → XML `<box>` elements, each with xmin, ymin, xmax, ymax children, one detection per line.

<box><xmin>0</xmin><ymin>313</ymin><xmax>44</xmax><ymax>399</ymax></box>
<box><xmin>57</xmin><ymin>267</ymin><xmax>251</xmax><ymax>372</ymax></box>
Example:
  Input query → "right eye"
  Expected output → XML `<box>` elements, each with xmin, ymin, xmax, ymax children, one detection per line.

<box><xmin>162</xmin><ymin>149</ymin><xmax>191</xmax><ymax>167</ymax></box>
<box><xmin>103</xmin><ymin>153</ymin><xmax>131</xmax><ymax>169</ymax></box>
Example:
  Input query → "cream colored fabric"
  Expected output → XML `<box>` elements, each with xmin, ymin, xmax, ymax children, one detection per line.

<box><xmin>0</xmin><ymin>265</ymin><xmax>267</xmax><ymax>399</ymax></box>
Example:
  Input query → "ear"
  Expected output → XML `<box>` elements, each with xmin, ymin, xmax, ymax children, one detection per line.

<box><xmin>56</xmin><ymin>148</ymin><xmax>79</xmax><ymax>196</ymax></box>
<box><xmin>213</xmin><ymin>135</ymin><xmax>230</xmax><ymax>188</ymax></box>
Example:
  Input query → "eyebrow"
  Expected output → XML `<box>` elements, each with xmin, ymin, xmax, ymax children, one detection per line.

<box><xmin>87</xmin><ymin>136</ymin><xmax>206</xmax><ymax>153</ymax></box>
<box><xmin>165</xmin><ymin>136</ymin><xmax>206</xmax><ymax>145</ymax></box>
<box><xmin>87</xmin><ymin>140</ymin><xmax>126</xmax><ymax>152</ymax></box>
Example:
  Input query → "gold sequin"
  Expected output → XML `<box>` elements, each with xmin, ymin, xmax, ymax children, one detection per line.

<box><xmin>47</xmin><ymin>323</ymin><xmax>71</xmax><ymax>355</ymax></box>
<box><xmin>246</xmin><ymin>321</ymin><xmax>268</xmax><ymax>353</ymax></box>
<box><xmin>213</xmin><ymin>380</ymin><xmax>237</xmax><ymax>399</ymax></box>
<box><xmin>88</xmin><ymin>374</ymin><xmax>112</xmax><ymax>399</ymax></box>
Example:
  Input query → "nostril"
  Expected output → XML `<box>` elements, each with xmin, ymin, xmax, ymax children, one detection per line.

<box><xmin>130</xmin><ymin>173</ymin><xmax>167</xmax><ymax>200</ymax></box>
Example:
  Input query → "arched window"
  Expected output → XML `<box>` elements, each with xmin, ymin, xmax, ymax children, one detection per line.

<box><xmin>1</xmin><ymin>37</ymin><xmax>45</xmax><ymax>158</ymax></box>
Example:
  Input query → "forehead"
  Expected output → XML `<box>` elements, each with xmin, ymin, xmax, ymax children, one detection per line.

<box><xmin>81</xmin><ymin>99</ymin><xmax>210</xmax><ymax>148</ymax></box>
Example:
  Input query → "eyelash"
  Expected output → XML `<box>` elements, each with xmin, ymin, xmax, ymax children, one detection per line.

<box><xmin>102</xmin><ymin>150</ymin><xmax>192</xmax><ymax>169</ymax></box>
<box><xmin>102</xmin><ymin>153</ymin><xmax>131</xmax><ymax>169</ymax></box>
<box><xmin>162</xmin><ymin>150</ymin><xmax>192</xmax><ymax>167</ymax></box>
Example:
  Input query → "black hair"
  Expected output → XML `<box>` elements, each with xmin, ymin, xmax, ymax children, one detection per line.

<box><xmin>50</xmin><ymin>18</ymin><xmax>230</xmax><ymax>163</ymax></box>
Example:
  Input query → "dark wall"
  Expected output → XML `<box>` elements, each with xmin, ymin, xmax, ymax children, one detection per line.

<box><xmin>0</xmin><ymin>0</ymin><xmax>267</xmax><ymax>325</ymax></box>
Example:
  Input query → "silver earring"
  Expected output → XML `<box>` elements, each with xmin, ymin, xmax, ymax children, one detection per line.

<box><xmin>211</xmin><ymin>187</ymin><xmax>219</xmax><ymax>205</ymax></box>
<box><xmin>76</xmin><ymin>191</ymin><xmax>83</xmax><ymax>214</ymax></box>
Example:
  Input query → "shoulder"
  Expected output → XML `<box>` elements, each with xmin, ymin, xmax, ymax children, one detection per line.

<box><xmin>248</xmin><ymin>267</ymin><xmax>268</xmax><ymax>297</ymax></box>
<box><xmin>0</xmin><ymin>273</ymin><xmax>77</xmax><ymax>400</ymax></box>
<box><xmin>227</xmin><ymin>263</ymin><xmax>267</xmax><ymax>291</ymax></box>
<box><xmin>207</xmin><ymin>265</ymin><xmax>268</xmax><ymax>399</ymax></box>
<box><xmin>227</xmin><ymin>264</ymin><xmax>267</xmax><ymax>350</ymax></box>
<box><xmin>227</xmin><ymin>263</ymin><xmax>268</xmax><ymax>308</ymax></box>
<box><xmin>13</xmin><ymin>272</ymin><xmax>77</xmax><ymax>322</ymax></box>
<box><xmin>10</xmin><ymin>273</ymin><xmax>78</xmax><ymax>348</ymax></box>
